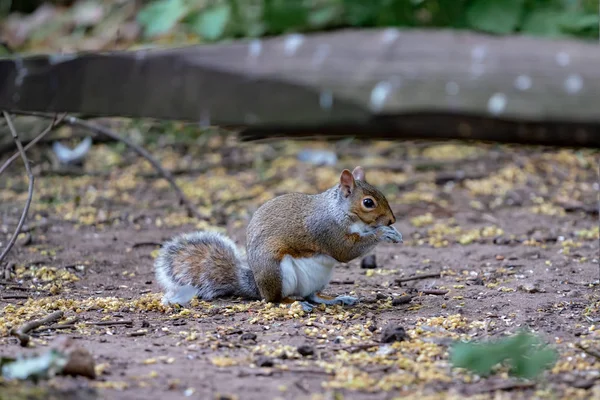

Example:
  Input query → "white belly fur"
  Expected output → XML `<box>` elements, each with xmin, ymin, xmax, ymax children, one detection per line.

<box><xmin>280</xmin><ymin>254</ymin><xmax>338</xmax><ymax>298</ymax></box>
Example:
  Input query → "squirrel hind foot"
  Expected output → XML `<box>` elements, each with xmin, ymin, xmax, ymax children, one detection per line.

<box><xmin>306</xmin><ymin>293</ymin><xmax>359</xmax><ymax>307</ymax></box>
<box><xmin>161</xmin><ymin>284</ymin><xmax>198</xmax><ymax>306</ymax></box>
<box><xmin>299</xmin><ymin>301</ymin><xmax>314</xmax><ymax>313</ymax></box>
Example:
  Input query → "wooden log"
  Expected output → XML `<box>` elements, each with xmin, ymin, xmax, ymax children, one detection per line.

<box><xmin>0</xmin><ymin>29</ymin><xmax>599</xmax><ymax>147</ymax></box>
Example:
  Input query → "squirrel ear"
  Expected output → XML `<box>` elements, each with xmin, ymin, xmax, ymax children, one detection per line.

<box><xmin>339</xmin><ymin>169</ymin><xmax>355</xmax><ymax>197</ymax></box>
<box><xmin>352</xmin><ymin>166</ymin><xmax>365</xmax><ymax>181</ymax></box>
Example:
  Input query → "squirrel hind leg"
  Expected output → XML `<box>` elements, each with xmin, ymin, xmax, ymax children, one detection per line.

<box><xmin>161</xmin><ymin>284</ymin><xmax>198</xmax><ymax>305</ymax></box>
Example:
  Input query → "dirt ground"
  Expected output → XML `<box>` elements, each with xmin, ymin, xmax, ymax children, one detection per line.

<box><xmin>1</xmin><ymin>131</ymin><xmax>599</xmax><ymax>400</ymax></box>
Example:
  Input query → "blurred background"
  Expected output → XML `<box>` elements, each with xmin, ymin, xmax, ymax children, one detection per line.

<box><xmin>1</xmin><ymin>0</ymin><xmax>598</xmax><ymax>54</ymax></box>
<box><xmin>1</xmin><ymin>2</ymin><xmax>600</xmax><ymax>399</ymax></box>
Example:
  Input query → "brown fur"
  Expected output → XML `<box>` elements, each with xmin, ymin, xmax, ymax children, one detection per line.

<box><xmin>349</xmin><ymin>180</ymin><xmax>396</xmax><ymax>227</ymax></box>
<box><xmin>171</xmin><ymin>240</ymin><xmax>237</xmax><ymax>287</ymax></box>
<box><xmin>246</xmin><ymin>166</ymin><xmax>398</xmax><ymax>303</ymax></box>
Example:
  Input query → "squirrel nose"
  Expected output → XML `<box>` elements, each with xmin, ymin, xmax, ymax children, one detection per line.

<box><xmin>388</xmin><ymin>217</ymin><xmax>396</xmax><ymax>226</ymax></box>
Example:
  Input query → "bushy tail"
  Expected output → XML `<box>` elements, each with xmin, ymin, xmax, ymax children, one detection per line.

<box><xmin>154</xmin><ymin>231</ymin><xmax>260</xmax><ymax>305</ymax></box>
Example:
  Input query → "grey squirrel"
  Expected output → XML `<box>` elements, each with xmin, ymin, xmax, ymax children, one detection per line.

<box><xmin>154</xmin><ymin>166</ymin><xmax>403</xmax><ymax>312</ymax></box>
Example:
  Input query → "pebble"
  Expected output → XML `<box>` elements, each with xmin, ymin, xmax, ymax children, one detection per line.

<box><xmin>297</xmin><ymin>344</ymin><xmax>315</xmax><ymax>357</ymax></box>
<box><xmin>380</xmin><ymin>324</ymin><xmax>409</xmax><ymax>343</ymax></box>
<box><xmin>361</xmin><ymin>254</ymin><xmax>377</xmax><ymax>269</ymax></box>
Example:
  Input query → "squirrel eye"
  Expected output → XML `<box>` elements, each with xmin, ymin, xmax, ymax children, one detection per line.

<box><xmin>362</xmin><ymin>198</ymin><xmax>375</xmax><ymax>208</ymax></box>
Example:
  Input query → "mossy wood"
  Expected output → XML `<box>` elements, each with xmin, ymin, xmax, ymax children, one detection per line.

<box><xmin>0</xmin><ymin>29</ymin><xmax>599</xmax><ymax>147</ymax></box>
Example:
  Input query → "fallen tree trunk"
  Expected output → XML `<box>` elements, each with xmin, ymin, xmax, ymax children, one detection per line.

<box><xmin>0</xmin><ymin>29</ymin><xmax>599</xmax><ymax>147</ymax></box>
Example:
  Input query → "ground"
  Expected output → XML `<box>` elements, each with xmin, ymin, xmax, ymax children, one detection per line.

<box><xmin>1</xmin><ymin>130</ymin><xmax>599</xmax><ymax>400</ymax></box>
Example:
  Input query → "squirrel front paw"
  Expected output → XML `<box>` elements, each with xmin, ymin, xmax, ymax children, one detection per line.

<box><xmin>378</xmin><ymin>226</ymin><xmax>403</xmax><ymax>243</ymax></box>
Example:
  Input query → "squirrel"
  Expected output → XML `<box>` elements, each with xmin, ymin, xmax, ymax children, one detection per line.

<box><xmin>154</xmin><ymin>166</ymin><xmax>403</xmax><ymax>312</ymax></box>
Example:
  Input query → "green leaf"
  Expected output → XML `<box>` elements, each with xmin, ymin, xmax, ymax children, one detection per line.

<box><xmin>511</xmin><ymin>346</ymin><xmax>558</xmax><ymax>379</ymax></box>
<box><xmin>450</xmin><ymin>341</ymin><xmax>504</xmax><ymax>376</ymax></box>
<box><xmin>263</xmin><ymin>0</ymin><xmax>309</xmax><ymax>34</ymax></box>
<box><xmin>308</xmin><ymin>5</ymin><xmax>340</xmax><ymax>28</ymax></box>
<box><xmin>521</xmin><ymin>8</ymin><xmax>564</xmax><ymax>37</ymax></box>
<box><xmin>560</xmin><ymin>13</ymin><xmax>599</xmax><ymax>31</ymax></box>
<box><xmin>342</xmin><ymin>0</ymin><xmax>386</xmax><ymax>27</ymax></box>
<box><xmin>190</xmin><ymin>4</ymin><xmax>232</xmax><ymax>41</ymax></box>
<box><xmin>450</xmin><ymin>331</ymin><xmax>558</xmax><ymax>379</ymax></box>
<box><xmin>466</xmin><ymin>0</ymin><xmax>524</xmax><ymax>34</ymax></box>
<box><xmin>136</xmin><ymin>0</ymin><xmax>189</xmax><ymax>38</ymax></box>
<box><xmin>1</xmin><ymin>350</ymin><xmax>69</xmax><ymax>381</ymax></box>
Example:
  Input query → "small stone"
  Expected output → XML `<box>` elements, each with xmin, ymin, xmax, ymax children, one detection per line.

<box><xmin>380</xmin><ymin>324</ymin><xmax>409</xmax><ymax>343</ymax></box>
<box><xmin>241</xmin><ymin>332</ymin><xmax>257</xmax><ymax>341</ymax></box>
<box><xmin>361</xmin><ymin>254</ymin><xmax>377</xmax><ymax>269</ymax></box>
<box><xmin>518</xmin><ymin>283</ymin><xmax>545</xmax><ymax>293</ymax></box>
<box><xmin>255</xmin><ymin>356</ymin><xmax>274</xmax><ymax>367</ymax></box>
<box><xmin>375</xmin><ymin>293</ymin><xmax>388</xmax><ymax>300</ymax></box>
<box><xmin>141</xmin><ymin>320</ymin><xmax>150</xmax><ymax>328</ymax></box>
<box><xmin>469</xmin><ymin>277</ymin><xmax>484</xmax><ymax>286</ymax></box>
<box><xmin>392</xmin><ymin>295</ymin><xmax>412</xmax><ymax>306</ymax></box>
<box><xmin>62</xmin><ymin>347</ymin><xmax>96</xmax><ymax>379</ymax></box>
<box><xmin>297</xmin><ymin>345</ymin><xmax>315</xmax><ymax>357</ymax></box>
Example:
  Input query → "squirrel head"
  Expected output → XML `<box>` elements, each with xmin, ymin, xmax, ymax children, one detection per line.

<box><xmin>338</xmin><ymin>166</ymin><xmax>396</xmax><ymax>227</ymax></box>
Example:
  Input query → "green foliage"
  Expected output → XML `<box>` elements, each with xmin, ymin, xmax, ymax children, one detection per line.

<box><xmin>466</xmin><ymin>0</ymin><xmax>524</xmax><ymax>34</ymax></box>
<box><xmin>134</xmin><ymin>0</ymin><xmax>597</xmax><ymax>41</ymax></box>
<box><xmin>189</xmin><ymin>4</ymin><xmax>232</xmax><ymax>40</ymax></box>
<box><xmin>450</xmin><ymin>331</ymin><xmax>558</xmax><ymax>379</ymax></box>
<box><xmin>136</xmin><ymin>0</ymin><xmax>190</xmax><ymax>38</ymax></box>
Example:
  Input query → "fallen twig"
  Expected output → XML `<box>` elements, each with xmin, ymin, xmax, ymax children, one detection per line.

<box><xmin>132</xmin><ymin>241</ymin><xmax>163</xmax><ymax>248</ymax></box>
<box><xmin>44</xmin><ymin>317</ymin><xmax>81</xmax><ymax>331</ymax></box>
<box><xmin>337</xmin><ymin>342</ymin><xmax>380</xmax><ymax>353</ymax></box>
<box><xmin>4</xmin><ymin>285</ymin><xmax>46</xmax><ymax>292</ymax></box>
<box><xmin>45</xmin><ymin>323</ymin><xmax>77</xmax><ymax>331</ymax></box>
<box><xmin>10</xmin><ymin>112</ymin><xmax>207</xmax><ymax>221</ymax></box>
<box><xmin>127</xmin><ymin>329</ymin><xmax>148</xmax><ymax>337</ymax></box>
<box><xmin>556</xmin><ymin>201</ymin><xmax>599</xmax><ymax>215</ymax></box>
<box><xmin>279</xmin><ymin>367</ymin><xmax>335</xmax><ymax>375</ymax></box>
<box><xmin>17</xmin><ymin>220</ymin><xmax>50</xmax><ymax>234</ymax></box>
<box><xmin>9</xmin><ymin>310</ymin><xmax>64</xmax><ymax>347</ymax></box>
<box><xmin>44</xmin><ymin>319</ymin><xmax>135</xmax><ymax>331</ymax></box>
<box><xmin>420</xmin><ymin>289</ymin><xmax>449</xmax><ymax>296</ymax></box>
<box><xmin>71</xmin><ymin>116</ymin><xmax>208</xmax><ymax>220</ymax></box>
<box><xmin>329</xmin><ymin>279</ymin><xmax>355</xmax><ymax>285</ymax></box>
<box><xmin>0</xmin><ymin>114</ymin><xmax>65</xmax><ymax>175</ymax></box>
<box><xmin>0</xmin><ymin>112</ymin><xmax>36</xmax><ymax>265</ymax></box>
<box><xmin>360</xmin><ymin>365</ymin><xmax>394</xmax><ymax>374</ymax></box>
<box><xmin>396</xmin><ymin>272</ymin><xmax>441</xmax><ymax>284</ymax></box>
<box><xmin>38</xmin><ymin>167</ymin><xmax>111</xmax><ymax>178</ymax></box>
<box><xmin>293</xmin><ymin>380</ymin><xmax>310</xmax><ymax>394</ymax></box>
<box><xmin>1</xmin><ymin>294</ymin><xmax>30</xmax><ymax>300</ymax></box>
<box><xmin>89</xmin><ymin>320</ymin><xmax>134</xmax><ymax>327</ymax></box>
<box><xmin>2</xmin><ymin>262</ymin><xmax>15</xmax><ymax>280</ymax></box>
